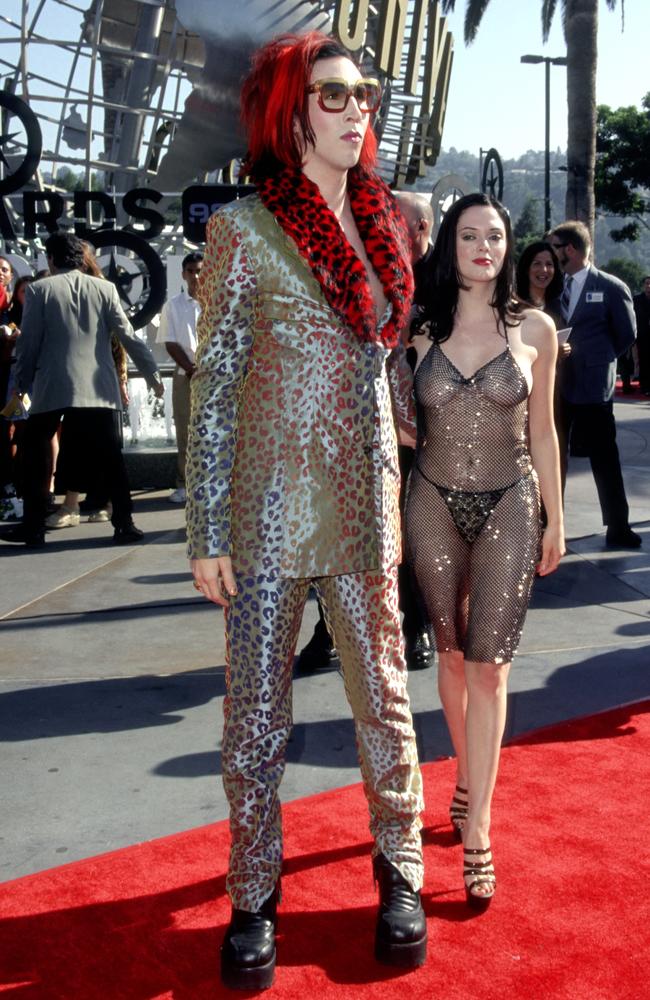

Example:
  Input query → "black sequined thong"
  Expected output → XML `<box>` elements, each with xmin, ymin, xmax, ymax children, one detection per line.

<box><xmin>415</xmin><ymin>465</ymin><xmax>525</xmax><ymax>544</ymax></box>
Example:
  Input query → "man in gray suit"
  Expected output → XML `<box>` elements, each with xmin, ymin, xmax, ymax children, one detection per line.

<box><xmin>549</xmin><ymin>220</ymin><xmax>640</xmax><ymax>548</ymax></box>
<box><xmin>0</xmin><ymin>231</ymin><xmax>163</xmax><ymax>548</ymax></box>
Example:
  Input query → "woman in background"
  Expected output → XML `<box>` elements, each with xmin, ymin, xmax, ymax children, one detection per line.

<box><xmin>517</xmin><ymin>239</ymin><xmax>572</xmax><ymax>465</ymax></box>
<box><xmin>47</xmin><ymin>243</ymin><xmax>129</xmax><ymax>528</ymax></box>
<box><xmin>516</xmin><ymin>239</ymin><xmax>562</xmax><ymax>322</ymax></box>
<box><xmin>0</xmin><ymin>274</ymin><xmax>34</xmax><ymax>516</ymax></box>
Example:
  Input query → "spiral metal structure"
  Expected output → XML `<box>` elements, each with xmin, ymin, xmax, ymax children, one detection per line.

<box><xmin>0</xmin><ymin>0</ymin><xmax>451</xmax><ymax>254</ymax></box>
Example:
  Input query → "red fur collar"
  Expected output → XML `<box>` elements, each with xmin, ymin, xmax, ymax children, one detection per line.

<box><xmin>255</xmin><ymin>167</ymin><xmax>413</xmax><ymax>349</ymax></box>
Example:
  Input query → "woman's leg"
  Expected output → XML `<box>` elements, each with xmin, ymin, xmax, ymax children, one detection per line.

<box><xmin>458</xmin><ymin>658</ymin><xmax>510</xmax><ymax>903</ymax></box>
<box><xmin>437</xmin><ymin>650</ymin><xmax>468</xmax><ymax>788</ymax></box>
<box><xmin>460</xmin><ymin>477</ymin><xmax>540</xmax><ymax>895</ymax></box>
<box><xmin>405</xmin><ymin>471</ymin><xmax>470</xmax><ymax>818</ymax></box>
<box><xmin>463</xmin><ymin>658</ymin><xmax>511</xmax><ymax>848</ymax></box>
<box><xmin>64</xmin><ymin>490</ymin><xmax>80</xmax><ymax>510</ymax></box>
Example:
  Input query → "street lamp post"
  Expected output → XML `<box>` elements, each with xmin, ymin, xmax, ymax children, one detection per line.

<box><xmin>520</xmin><ymin>54</ymin><xmax>567</xmax><ymax>233</ymax></box>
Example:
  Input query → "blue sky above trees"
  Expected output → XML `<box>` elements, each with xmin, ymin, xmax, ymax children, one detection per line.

<box><xmin>441</xmin><ymin>1</ymin><xmax>645</xmax><ymax>158</ymax></box>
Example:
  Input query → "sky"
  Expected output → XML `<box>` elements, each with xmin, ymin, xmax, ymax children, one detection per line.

<box><xmin>0</xmin><ymin>1</ymin><xmax>646</xmax><ymax>167</ymax></box>
<box><xmin>438</xmin><ymin>0</ymin><xmax>646</xmax><ymax>158</ymax></box>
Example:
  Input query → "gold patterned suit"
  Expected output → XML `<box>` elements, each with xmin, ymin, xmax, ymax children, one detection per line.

<box><xmin>186</xmin><ymin>194</ymin><xmax>423</xmax><ymax>909</ymax></box>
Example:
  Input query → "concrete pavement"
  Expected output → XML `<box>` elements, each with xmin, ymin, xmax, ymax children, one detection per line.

<box><xmin>1</xmin><ymin>395</ymin><xmax>648</xmax><ymax>882</ymax></box>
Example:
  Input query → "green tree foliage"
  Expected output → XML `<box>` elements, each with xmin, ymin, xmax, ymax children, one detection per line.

<box><xmin>595</xmin><ymin>92</ymin><xmax>650</xmax><ymax>242</ymax></box>
<box><xmin>54</xmin><ymin>166</ymin><xmax>82</xmax><ymax>192</ymax></box>
<box><xmin>441</xmin><ymin>0</ymin><xmax>620</xmax><ymax>236</ymax></box>
<box><xmin>601</xmin><ymin>257</ymin><xmax>646</xmax><ymax>291</ymax></box>
<box><xmin>52</xmin><ymin>168</ymin><xmax>103</xmax><ymax>192</ymax></box>
<box><xmin>513</xmin><ymin>197</ymin><xmax>543</xmax><ymax>257</ymax></box>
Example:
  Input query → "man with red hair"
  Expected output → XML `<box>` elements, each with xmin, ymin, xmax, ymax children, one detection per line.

<box><xmin>187</xmin><ymin>32</ymin><xmax>426</xmax><ymax>989</ymax></box>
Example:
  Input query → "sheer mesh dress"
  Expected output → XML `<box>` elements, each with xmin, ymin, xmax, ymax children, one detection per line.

<box><xmin>405</xmin><ymin>338</ymin><xmax>541</xmax><ymax>665</ymax></box>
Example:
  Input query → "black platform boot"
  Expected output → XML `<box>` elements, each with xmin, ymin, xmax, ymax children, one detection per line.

<box><xmin>294</xmin><ymin>606</ymin><xmax>340</xmax><ymax>673</ymax></box>
<box><xmin>220</xmin><ymin>885</ymin><xmax>279</xmax><ymax>991</ymax></box>
<box><xmin>373</xmin><ymin>854</ymin><xmax>427</xmax><ymax>968</ymax></box>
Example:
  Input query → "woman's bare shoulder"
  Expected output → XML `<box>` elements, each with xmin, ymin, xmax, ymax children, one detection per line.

<box><xmin>519</xmin><ymin>306</ymin><xmax>556</xmax><ymax>346</ymax></box>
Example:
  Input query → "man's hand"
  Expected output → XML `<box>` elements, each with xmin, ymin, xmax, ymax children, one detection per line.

<box><xmin>1</xmin><ymin>324</ymin><xmax>17</xmax><ymax>342</ymax></box>
<box><xmin>149</xmin><ymin>373</ymin><xmax>165</xmax><ymax>398</ymax></box>
<box><xmin>191</xmin><ymin>555</ymin><xmax>237</xmax><ymax>607</ymax></box>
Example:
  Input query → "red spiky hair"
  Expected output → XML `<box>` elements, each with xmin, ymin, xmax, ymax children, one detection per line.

<box><xmin>240</xmin><ymin>31</ymin><xmax>378</xmax><ymax>179</ymax></box>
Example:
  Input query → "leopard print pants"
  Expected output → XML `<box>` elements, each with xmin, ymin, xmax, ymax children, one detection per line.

<box><xmin>221</xmin><ymin>565</ymin><xmax>424</xmax><ymax>909</ymax></box>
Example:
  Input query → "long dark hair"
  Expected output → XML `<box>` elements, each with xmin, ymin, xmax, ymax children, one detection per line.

<box><xmin>44</xmin><ymin>231</ymin><xmax>85</xmax><ymax>270</ymax></box>
<box><xmin>7</xmin><ymin>275</ymin><xmax>34</xmax><ymax>326</ymax></box>
<box><xmin>516</xmin><ymin>240</ymin><xmax>562</xmax><ymax>305</ymax></box>
<box><xmin>414</xmin><ymin>192</ymin><xmax>519</xmax><ymax>343</ymax></box>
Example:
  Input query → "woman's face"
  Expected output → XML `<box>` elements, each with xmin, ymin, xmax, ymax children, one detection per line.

<box><xmin>301</xmin><ymin>56</ymin><xmax>369</xmax><ymax>176</ymax></box>
<box><xmin>528</xmin><ymin>250</ymin><xmax>556</xmax><ymax>296</ymax></box>
<box><xmin>0</xmin><ymin>258</ymin><xmax>12</xmax><ymax>288</ymax></box>
<box><xmin>455</xmin><ymin>204</ymin><xmax>507</xmax><ymax>285</ymax></box>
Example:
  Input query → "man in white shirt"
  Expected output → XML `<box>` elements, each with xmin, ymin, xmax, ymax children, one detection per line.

<box><xmin>157</xmin><ymin>252</ymin><xmax>203</xmax><ymax>503</ymax></box>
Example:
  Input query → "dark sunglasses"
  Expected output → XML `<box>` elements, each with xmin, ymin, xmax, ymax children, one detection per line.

<box><xmin>550</xmin><ymin>242</ymin><xmax>569</xmax><ymax>249</ymax></box>
<box><xmin>307</xmin><ymin>77</ymin><xmax>382</xmax><ymax>114</ymax></box>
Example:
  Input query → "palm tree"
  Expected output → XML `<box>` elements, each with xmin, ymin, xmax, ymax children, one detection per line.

<box><xmin>441</xmin><ymin>0</ymin><xmax>620</xmax><ymax>237</ymax></box>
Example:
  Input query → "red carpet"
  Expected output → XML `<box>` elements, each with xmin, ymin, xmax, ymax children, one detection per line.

<box><xmin>614</xmin><ymin>378</ymin><xmax>648</xmax><ymax>400</ymax></box>
<box><xmin>1</xmin><ymin>701</ymin><xmax>648</xmax><ymax>999</ymax></box>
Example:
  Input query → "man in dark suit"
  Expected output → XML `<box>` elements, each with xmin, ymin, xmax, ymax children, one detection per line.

<box><xmin>633</xmin><ymin>275</ymin><xmax>650</xmax><ymax>396</ymax></box>
<box><xmin>549</xmin><ymin>221</ymin><xmax>640</xmax><ymax>548</ymax></box>
<box><xmin>393</xmin><ymin>190</ymin><xmax>436</xmax><ymax>669</ymax></box>
<box><xmin>0</xmin><ymin>231</ymin><xmax>163</xmax><ymax>548</ymax></box>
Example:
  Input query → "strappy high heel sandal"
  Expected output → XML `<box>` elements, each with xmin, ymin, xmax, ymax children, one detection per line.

<box><xmin>463</xmin><ymin>846</ymin><xmax>496</xmax><ymax>912</ymax></box>
<box><xmin>449</xmin><ymin>785</ymin><xmax>468</xmax><ymax>841</ymax></box>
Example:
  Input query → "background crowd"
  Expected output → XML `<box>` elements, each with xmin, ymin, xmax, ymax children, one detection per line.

<box><xmin>0</xmin><ymin>216</ymin><xmax>646</xmax><ymax>552</ymax></box>
<box><xmin>0</xmin><ymin>234</ymin><xmax>163</xmax><ymax>547</ymax></box>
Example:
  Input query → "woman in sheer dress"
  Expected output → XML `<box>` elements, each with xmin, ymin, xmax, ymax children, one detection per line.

<box><xmin>406</xmin><ymin>193</ymin><xmax>565</xmax><ymax>909</ymax></box>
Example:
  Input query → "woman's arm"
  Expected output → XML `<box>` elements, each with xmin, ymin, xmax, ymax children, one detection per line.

<box><xmin>410</xmin><ymin>330</ymin><xmax>434</xmax><ymax>374</ymax></box>
<box><xmin>523</xmin><ymin>310</ymin><xmax>565</xmax><ymax>576</ymax></box>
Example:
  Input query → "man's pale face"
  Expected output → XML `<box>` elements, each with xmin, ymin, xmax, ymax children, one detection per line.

<box><xmin>549</xmin><ymin>237</ymin><xmax>585</xmax><ymax>276</ymax></box>
<box><xmin>302</xmin><ymin>56</ymin><xmax>369</xmax><ymax>176</ymax></box>
<box><xmin>549</xmin><ymin>238</ymin><xmax>571</xmax><ymax>273</ymax></box>
<box><xmin>412</xmin><ymin>219</ymin><xmax>431</xmax><ymax>263</ymax></box>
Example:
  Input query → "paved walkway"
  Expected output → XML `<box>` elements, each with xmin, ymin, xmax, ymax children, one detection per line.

<box><xmin>1</xmin><ymin>396</ymin><xmax>648</xmax><ymax>881</ymax></box>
